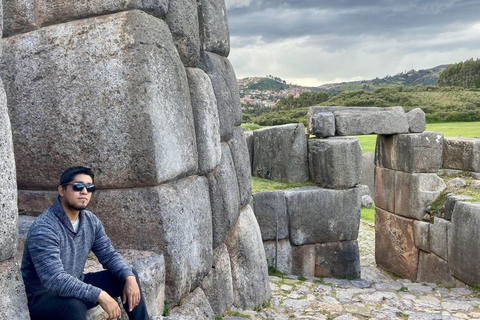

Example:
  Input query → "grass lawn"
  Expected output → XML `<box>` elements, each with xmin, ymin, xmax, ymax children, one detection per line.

<box><xmin>357</xmin><ymin>121</ymin><xmax>480</xmax><ymax>154</ymax></box>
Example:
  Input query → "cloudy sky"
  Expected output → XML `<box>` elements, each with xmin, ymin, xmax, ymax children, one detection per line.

<box><xmin>225</xmin><ymin>0</ymin><xmax>480</xmax><ymax>86</ymax></box>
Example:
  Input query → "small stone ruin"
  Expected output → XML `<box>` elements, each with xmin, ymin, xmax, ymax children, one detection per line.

<box><xmin>248</xmin><ymin>105</ymin><xmax>480</xmax><ymax>289</ymax></box>
<box><xmin>0</xmin><ymin>1</ymin><xmax>271</xmax><ymax>319</ymax></box>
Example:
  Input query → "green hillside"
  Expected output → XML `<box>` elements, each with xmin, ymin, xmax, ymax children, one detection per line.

<box><xmin>247</xmin><ymin>86</ymin><xmax>480</xmax><ymax>126</ymax></box>
<box><xmin>438</xmin><ymin>58</ymin><xmax>480</xmax><ymax>88</ymax></box>
<box><xmin>241</xmin><ymin>77</ymin><xmax>288</xmax><ymax>92</ymax></box>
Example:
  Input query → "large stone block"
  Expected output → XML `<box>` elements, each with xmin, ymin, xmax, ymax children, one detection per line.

<box><xmin>417</xmin><ymin>251</ymin><xmax>455</xmax><ymax>286</ymax></box>
<box><xmin>16</xmin><ymin>215</ymin><xmax>36</xmax><ymax>261</ymax></box>
<box><xmin>395</xmin><ymin>171</ymin><xmax>446</xmax><ymax>220</ymax></box>
<box><xmin>284</xmin><ymin>187</ymin><xmax>361</xmax><ymax>246</ymax></box>
<box><xmin>429</xmin><ymin>217</ymin><xmax>449</xmax><ymax>261</ymax></box>
<box><xmin>413</xmin><ymin>220</ymin><xmax>430</xmax><ymax>252</ymax></box>
<box><xmin>208</xmin><ymin>143</ymin><xmax>240</xmax><ymax>248</ymax></box>
<box><xmin>228</xmin><ymin>127</ymin><xmax>252</xmax><ymax>207</ymax></box>
<box><xmin>375</xmin><ymin>208</ymin><xmax>419</xmax><ymax>280</ymax></box>
<box><xmin>375</xmin><ymin>132</ymin><xmax>444</xmax><ymax>173</ymax></box>
<box><xmin>307</xmin><ymin>110</ymin><xmax>335</xmax><ymax>138</ymax></box>
<box><xmin>263</xmin><ymin>239</ymin><xmax>292</xmax><ymax>275</ymax></box>
<box><xmin>0</xmin><ymin>259</ymin><xmax>29</xmax><ymax>320</ymax></box>
<box><xmin>374</xmin><ymin>167</ymin><xmax>395</xmax><ymax>213</ymax></box>
<box><xmin>0</xmin><ymin>82</ymin><xmax>18</xmax><ymax>262</ymax></box>
<box><xmin>443</xmin><ymin>137</ymin><xmax>480</xmax><ymax>172</ymax></box>
<box><xmin>439</xmin><ymin>194</ymin><xmax>473</xmax><ymax>220</ymax></box>
<box><xmin>200</xmin><ymin>243</ymin><xmax>234</xmax><ymax>317</ymax></box>
<box><xmin>199</xmin><ymin>51</ymin><xmax>242</xmax><ymax>141</ymax></box>
<box><xmin>291</xmin><ymin>244</ymin><xmax>316</xmax><ymax>278</ymax></box>
<box><xmin>2</xmin><ymin>0</ymin><xmax>168</xmax><ymax>36</ymax></box>
<box><xmin>186</xmin><ymin>68</ymin><xmax>221</xmax><ymax>175</ymax></box>
<box><xmin>225</xmin><ymin>205</ymin><xmax>271</xmax><ymax>310</ymax></box>
<box><xmin>1</xmin><ymin>10</ymin><xmax>198</xmax><ymax>189</ymax></box>
<box><xmin>170</xmin><ymin>287</ymin><xmax>215</xmax><ymax>320</ymax></box>
<box><xmin>252</xmin><ymin>191</ymin><xmax>288</xmax><ymax>241</ymax></box>
<box><xmin>361</xmin><ymin>152</ymin><xmax>375</xmax><ymax>200</ymax></box>
<box><xmin>166</xmin><ymin>0</ymin><xmax>200</xmax><ymax>67</ymax></box>
<box><xmin>314</xmin><ymin>240</ymin><xmax>361</xmax><ymax>279</ymax></box>
<box><xmin>450</xmin><ymin>201</ymin><xmax>480</xmax><ymax>286</ymax></box>
<box><xmin>252</xmin><ymin>123</ymin><xmax>308</xmax><ymax>182</ymax></box>
<box><xmin>309</xmin><ymin>106</ymin><xmax>409</xmax><ymax>136</ymax></box>
<box><xmin>88</xmin><ymin>176</ymin><xmax>213</xmax><ymax>304</ymax></box>
<box><xmin>17</xmin><ymin>190</ymin><xmax>57</xmax><ymax>215</ymax></box>
<box><xmin>308</xmin><ymin>137</ymin><xmax>362</xmax><ymax>189</ymax></box>
<box><xmin>406</xmin><ymin>108</ymin><xmax>426</xmax><ymax>133</ymax></box>
<box><xmin>198</xmin><ymin>0</ymin><xmax>230</xmax><ymax>56</ymax></box>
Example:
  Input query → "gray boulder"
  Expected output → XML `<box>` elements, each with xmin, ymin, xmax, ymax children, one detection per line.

<box><xmin>284</xmin><ymin>186</ymin><xmax>361</xmax><ymax>246</ymax></box>
<box><xmin>88</xmin><ymin>176</ymin><xmax>213</xmax><ymax>304</ymax></box>
<box><xmin>447</xmin><ymin>177</ymin><xmax>467</xmax><ymax>188</ymax></box>
<box><xmin>1</xmin><ymin>10</ymin><xmax>198</xmax><ymax>189</ymax></box>
<box><xmin>263</xmin><ymin>239</ymin><xmax>292</xmax><ymax>275</ymax></box>
<box><xmin>252</xmin><ymin>191</ymin><xmax>288</xmax><ymax>241</ymax></box>
<box><xmin>225</xmin><ymin>205</ymin><xmax>271</xmax><ymax>310</ymax></box>
<box><xmin>361</xmin><ymin>195</ymin><xmax>373</xmax><ymax>208</ymax></box>
<box><xmin>406</xmin><ymin>108</ymin><xmax>426</xmax><ymax>133</ymax></box>
<box><xmin>170</xmin><ymin>287</ymin><xmax>215</xmax><ymax>320</ymax></box>
<box><xmin>0</xmin><ymin>82</ymin><xmax>18</xmax><ymax>262</ymax></box>
<box><xmin>374</xmin><ymin>167</ymin><xmax>396</xmax><ymax>213</ymax></box>
<box><xmin>361</xmin><ymin>152</ymin><xmax>375</xmax><ymax>200</ymax></box>
<box><xmin>413</xmin><ymin>220</ymin><xmax>430</xmax><ymax>252</ymax></box>
<box><xmin>443</xmin><ymin>137</ymin><xmax>480</xmax><ymax>172</ymax></box>
<box><xmin>16</xmin><ymin>215</ymin><xmax>36</xmax><ymax>261</ymax></box>
<box><xmin>450</xmin><ymin>201</ymin><xmax>480</xmax><ymax>286</ymax></box>
<box><xmin>472</xmin><ymin>180</ymin><xmax>480</xmax><ymax>189</ymax></box>
<box><xmin>0</xmin><ymin>259</ymin><xmax>29</xmax><ymax>320</ymax></box>
<box><xmin>375</xmin><ymin>208</ymin><xmax>419</xmax><ymax>280</ymax></box>
<box><xmin>166</xmin><ymin>0</ymin><xmax>200</xmax><ymax>67</ymax></box>
<box><xmin>395</xmin><ymin>171</ymin><xmax>446</xmax><ymax>220</ymax></box>
<box><xmin>307</xmin><ymin>111</ymin><xmax>335</xmax><ymax>138</ymax></box>
<box><xmin>198</xmin><ymin>0</ymin><xmax>230</xmax><ymax>56</ymax></box>
<box><xmin>185</xmin><ymin>68</ymin><xmax>221</xmax><ymax>175</ymax></box>
<box><xmin>315</xmin><ymin>240</ymin><xmax>361</xmax><ymax>279</ymax></box>
<box><xmin>2</xmin><ymin>0</ymin><xmax>168</xmax><ymax>36</ymax></box>
<box><xmin>429</xmin><ymin>217</ymin><xmax>450</xmax><ymax>260</ymax></box>
<box><xmin>308</xmin><ymin>137</ymin><xmax>362</xmax><ymax>189</ymax></box>
<box><xmin>252</xmin><ymin>123</ymin><xmax>308</xmax><ymax>183</ymax></box>
<box><xmin>228</xmin><ymin>127</ymin><xmax>252</xmax><ymax>208</ymax></box>
<box><xmin>199</xmin><ymin>51</ymin><xmax>242</xmax><ymax>141</ymax></box>
<box><xmin>208</xmin><ymin>143</ymin><xmax>240</xmax><ymax>248</ymax></box>
<box><xmin>417</xmin><ymin>252</ymin><xmax>454</xmax><ymax>286</ymax></box>
<box><xmin>375</xmin><ymin>132</ymin><xmax>444</xmax><ymax>173</ymax></box>
<box><xmin>200</xmin><ymin>243</ymin><xmax>234</xmax><ymax>317</ymax></box>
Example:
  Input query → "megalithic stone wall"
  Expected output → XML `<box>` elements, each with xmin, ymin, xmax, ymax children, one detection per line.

<box><xmin>1</xmin><ymin>0</ymin><xmax>270</xmax><ymax>315</ymax></box>
<box><xmin>0</xmin><ymin>6</ymin><xmax>30</xmax><ymax>315</ymax></box>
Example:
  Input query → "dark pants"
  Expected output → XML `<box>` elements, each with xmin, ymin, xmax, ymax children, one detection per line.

<box><xmin>28</xmin><ymin>269</ymin><xmax>149</xmax><ymax>320</ymax></box>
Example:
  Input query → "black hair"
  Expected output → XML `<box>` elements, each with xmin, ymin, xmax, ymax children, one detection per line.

<box><xmin>59</xmin><ymin>166</ymin><xmax>95</xmax><ymax>186</ymax></box>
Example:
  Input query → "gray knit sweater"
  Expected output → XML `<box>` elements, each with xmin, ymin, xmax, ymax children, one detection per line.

<box><xmin>21</xmin><ymin>198</ymin><xmax>133</xmax><ymax>303</ymax></box>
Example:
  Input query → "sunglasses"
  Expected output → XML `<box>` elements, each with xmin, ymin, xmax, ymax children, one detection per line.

<box><xmin>64</xmin><ymin>182</ymin><xmax>96</xmax><ymax>193</ymax></box>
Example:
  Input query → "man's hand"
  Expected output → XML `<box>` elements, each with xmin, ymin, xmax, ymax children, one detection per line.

<box><xmin>123</xmin><ymin>275</ymin><xmax>141</xmax><ymax>312</ymax></box>
<box><xmin>98</xmin><ymin>290</ymin><xmax>121</xmax><ymax>320</ymax></box>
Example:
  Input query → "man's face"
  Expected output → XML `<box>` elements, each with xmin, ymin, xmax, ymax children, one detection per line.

<box><xmin>58</xmin><ymin>173</ymin><xmax>94</xmax><ymax>211</ymax></box>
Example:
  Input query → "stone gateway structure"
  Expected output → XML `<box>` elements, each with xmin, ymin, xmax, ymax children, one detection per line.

<box><xmin>0</xmin><ymin>0</ymin><xmax>270</xmax><ymax>318</ymax></box>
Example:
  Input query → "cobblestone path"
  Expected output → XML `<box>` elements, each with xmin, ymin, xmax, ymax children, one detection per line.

<box><xmin>226</xmin><ymin>221</ymin><xmax>480</xmax><ymax>320</ymax></box>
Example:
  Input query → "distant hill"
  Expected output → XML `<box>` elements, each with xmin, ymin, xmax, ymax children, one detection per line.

<box><xmin>321</xmin><ymin>65</ymin><xmax>449</xmax><ymax>93</ymax></box>
<box><xmin>438</xmin><ymin>58</ymin><xmax>480</xmax><ymax>88</ymax></box>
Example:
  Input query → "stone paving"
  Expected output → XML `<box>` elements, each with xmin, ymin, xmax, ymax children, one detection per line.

<box><xmin>225</xmin><ymin>221</ymin><xmax>480</xmax><ymax>320</ymax></box>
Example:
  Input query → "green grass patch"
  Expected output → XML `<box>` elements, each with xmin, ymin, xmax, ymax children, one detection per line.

<box><xmin>241</xmin><ymin>123</ymin><xmax>265</xmax><ymax>131</ymax></box>
<box><xmin>360</xmin><ymin>206</ymin><xmax>376</xmax><ymax>223</ymax></box>
<box><xmin>268</xmin><ymin>265</ymin><xmax>286</xmax><ymax>278</ymax></box>
<box><xmin>251</xmin><ymin>176</ymin><xmax>317</xmax><ymax>194</ymax></box>
<box><xmin>355</xmin><ymin>121</ymin><xmax>480</xmax><ymax>154</ymax></box>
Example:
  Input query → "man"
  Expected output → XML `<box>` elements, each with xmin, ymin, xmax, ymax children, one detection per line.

<box><xmin>21</xmin><ymin>166</ymin><xmax>149</xmax><ymax>320</ymax></box>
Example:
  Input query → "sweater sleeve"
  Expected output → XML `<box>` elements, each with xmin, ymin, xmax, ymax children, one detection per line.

<box><xmin>27</xmin><ymin>223</ymin><xmax>101</xmax><ymax>303</ymax></box>
<box><xmin>91</xmin><ymin>219</ymin><xmax>134</xmax><ymax>281</ymax></box>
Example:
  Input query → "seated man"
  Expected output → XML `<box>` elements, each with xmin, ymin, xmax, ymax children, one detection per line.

<box><xmin>21</xmin><ymin>166</ymin><xmax>149</xmax><ymax>320</ymax></box>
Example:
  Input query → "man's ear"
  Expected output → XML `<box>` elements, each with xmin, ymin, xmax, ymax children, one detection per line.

<box><xmin>58</xmin><ymin>185</ymin><xmax>65</xmax><ymax>197</ymax></box>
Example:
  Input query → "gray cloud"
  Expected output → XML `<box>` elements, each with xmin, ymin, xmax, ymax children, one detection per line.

<box><xmin>225</xmin><ymin>0</ymin><xmax>480</xmax><ymax>85</ymax></box>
